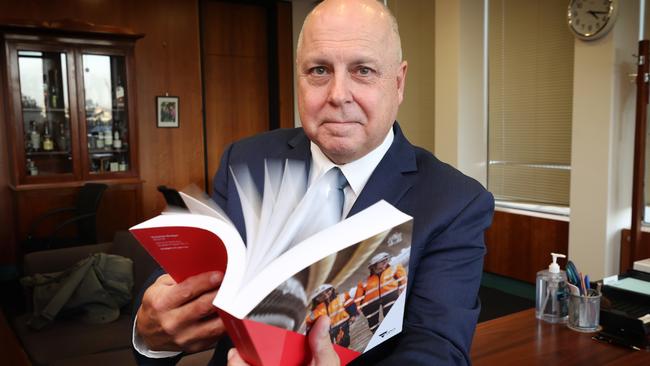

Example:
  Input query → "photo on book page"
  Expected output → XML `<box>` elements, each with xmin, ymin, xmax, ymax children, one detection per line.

<box><xmin>247</xmin><ymin>220</ymin><xmax>412</xmax><ymax>353</ymax></box>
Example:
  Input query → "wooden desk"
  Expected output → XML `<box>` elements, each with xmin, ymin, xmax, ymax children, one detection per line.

<box><xmin>471</xmin><ymin>308</ymin><xmax>650</xmax><ymax>365</ymax></box>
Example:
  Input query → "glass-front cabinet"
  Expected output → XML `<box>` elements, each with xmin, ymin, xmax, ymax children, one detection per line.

<box><xmin>3</xmin><ymin>31</ymin><xmax>139</xmax><ymax>186</ymax></box>
<box><xmin>18</xmin><ymin>48</ymin><xmax>74</xmax><ymax>178</ymax></box>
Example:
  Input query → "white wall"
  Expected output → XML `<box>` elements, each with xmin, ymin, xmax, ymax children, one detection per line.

<box><xmin>434</xmin><ymin>0</ymin><xmax>487</xmax><ymax>187</ymax></box>
<box><xmin>568</xmin><ymin>0</ymin><xmax>639</xmax><ymax>279</ymax></box>
<box><xmin>435</xmin><ymin>0</ymin><xmax>641</xmax><ymax>279</ymax></box>
<box><xmin>388</xmin><ymin>0</ymin><xmax>436</xmax><ymax>153</ymax></box>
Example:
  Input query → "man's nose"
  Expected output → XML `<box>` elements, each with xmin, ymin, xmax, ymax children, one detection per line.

<box><xmin>327</xmin><ymin>72</ymin><xmax>353</xmax><ymax>106</ymax></box>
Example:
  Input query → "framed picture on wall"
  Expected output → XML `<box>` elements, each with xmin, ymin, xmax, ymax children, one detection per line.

<box><xmin>156</xmin><ymin>96</ymin><xmax>179</xmax><ymax>128</ymax></box>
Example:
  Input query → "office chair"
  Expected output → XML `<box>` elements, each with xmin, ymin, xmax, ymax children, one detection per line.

<box><xmin>25</xmin><ymin>183</ymin><xmax>108</xmax><ymax>252</ymax></box>
<box><xmin>157</xmin><ymin>185</ymin><xmax>188</xmax><ymax>209</ymax></box>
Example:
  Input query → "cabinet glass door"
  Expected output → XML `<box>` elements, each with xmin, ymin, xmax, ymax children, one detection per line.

<box><xmin>82</xmin><ymin>54</ymin><xmax>130</xmax><ymax>174</ymax></box>
<box><xmin>18</xmin><ymin>50</ymin><xmax>73</xmax><ymax>176</ymax></box>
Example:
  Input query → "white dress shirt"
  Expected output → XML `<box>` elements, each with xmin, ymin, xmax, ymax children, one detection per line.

<box><xmin>309</xmin><ymin>129</ymin><xmax>394</xmax><ymax>218</ymax></box>
<box><xmin>133</xmin><ymin>127</ymin><xmax>394</xmax><ymax>358</ymax></box>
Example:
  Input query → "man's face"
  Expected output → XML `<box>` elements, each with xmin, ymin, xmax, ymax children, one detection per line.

<box><xmin>370</xmin><ymin>259</ymin><xmax>389</xmax><ymax>275</ymax></box>
<box><xmin>296</xmin><ymin>1</ymin><xmax>407</xmax><ymax>164</ymax></box>
<box><xmin>316</xmin><ymin>287</ymin><xmax>335</xmax><ymax>303</ymax></box>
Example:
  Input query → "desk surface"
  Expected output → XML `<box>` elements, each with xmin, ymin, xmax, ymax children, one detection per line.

<box><xmin>471</xmin><ymin>308</ymin><xmax>650</xmax><ymax>366</ymax></box>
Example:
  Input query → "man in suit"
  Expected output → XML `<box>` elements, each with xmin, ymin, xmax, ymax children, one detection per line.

<box><xmin>133</xmin><ymin>0</ymin><xmax>494</xmax><ymax>365</ymax></box>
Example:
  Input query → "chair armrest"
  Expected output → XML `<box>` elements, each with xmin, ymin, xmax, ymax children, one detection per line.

<box><xmin>27</xmin><ymin>207</ymin><xmax>76</xmax><ymax>238</ymax></box>
<box><xmin>48</xmin><ymin>213</ymin><xmax>96</xmax><ymax>241</ymax></box>
<box><xmin>22</xmin><ymin>242</ymin><xmax>112</xmax><ymax>275</ymax></box>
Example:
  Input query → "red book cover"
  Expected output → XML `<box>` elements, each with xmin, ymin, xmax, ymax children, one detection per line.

<box><xmin>130</xmin><ymin>225</ymin><xmax>229</xmax><ymax>282</ymax></box>
<box><xmin>218</xmin><ymin>309</ymin><xmax>361</xmax><ymax>366</ymax></box>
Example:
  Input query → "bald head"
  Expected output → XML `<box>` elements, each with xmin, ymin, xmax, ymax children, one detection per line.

<box><xmin>297</xmin><ymin>0</ymin><xmax>403</xmax><ymax>65</ymax></box>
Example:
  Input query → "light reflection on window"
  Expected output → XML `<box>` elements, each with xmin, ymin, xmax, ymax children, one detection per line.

<box><xmin>83</xmin><ymin>54</ymin><xmax>113</xmax><ymax>123</ymax></box>
<box><xmin>61</xmin><ymin>53</ymin><xmax>69</xmax><ymax>110</ymax></box>
<box><xmin>18</xmin><ymin>56</ymin><xmax>45</xmax><ymax>109</ymax></box>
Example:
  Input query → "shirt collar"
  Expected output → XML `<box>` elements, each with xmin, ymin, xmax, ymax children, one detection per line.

<box><xmin>309</xmin><ymin>128</ymin><xmax>394</xmax><ymax>197</ymax></box>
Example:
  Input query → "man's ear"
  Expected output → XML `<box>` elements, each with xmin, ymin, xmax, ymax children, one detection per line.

<box><xmin>396</xmin><ymin>60</ymin><xmax>408</xmax><ymax>104</ymax></box>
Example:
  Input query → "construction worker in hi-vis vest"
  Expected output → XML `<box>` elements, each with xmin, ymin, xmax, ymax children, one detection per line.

<box><xmin>305</xmin><ymin>284</ymin><xmax>358</xmax><ymax>347</ymax></box>
<box><xmin>354</xmin><ymin>252</ymin><xmax>407</xmax><ymax>333</ymax></box>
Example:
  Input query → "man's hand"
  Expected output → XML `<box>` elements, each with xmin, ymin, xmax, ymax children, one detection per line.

<box><xmin>136</xmin><ymin>271</ymin><xmax>226</xmax><ymax>353</ymax></box>
<box><xmin>226</xmin><ymin>316</ymin><xmax>340</xmax><ymax>366</ymax></box>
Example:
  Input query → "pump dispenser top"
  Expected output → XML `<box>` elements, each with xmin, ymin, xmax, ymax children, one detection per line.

<box><xmin>549</xmin><ymin>253</ymin><xmax>566</xmax><ymax>273</ymax></box>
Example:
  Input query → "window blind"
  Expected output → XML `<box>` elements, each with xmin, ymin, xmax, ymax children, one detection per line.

<box><xmin>488</xmin><ymin>0</ymin><xmax>574</xmax><ymax>206</ymax></box>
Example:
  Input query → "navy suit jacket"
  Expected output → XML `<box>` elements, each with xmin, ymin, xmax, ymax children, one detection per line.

<box><xmin>134</xmin><ymin>123</ymin><xmax>494</xmax><ymax>366</ymax></box>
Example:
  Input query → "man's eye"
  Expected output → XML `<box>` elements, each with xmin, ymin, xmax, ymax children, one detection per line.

<box><xmin>357</xmin><ymin>67</ymin><xmax>372</xmax><ymax>76</ymax></box>
<box><xmin>310</xmin><ymin>66</ymin><xmax>327</xmax><ymax>75</ymax></box>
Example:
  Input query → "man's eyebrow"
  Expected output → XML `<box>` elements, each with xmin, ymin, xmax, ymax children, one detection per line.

<box><xmin>300</xmin><ymin>56</ymin><xmax>380</xmax><ymax>66</ymax></box>
<box><xmin>301</xmin><ymin>57</ymin><xmax>331</xmax><ymax>65</ymax></box>
<box><xmin>351</xmin><ymin>57</ymin><xmax>379</xmax><ymax>65</ymax></box>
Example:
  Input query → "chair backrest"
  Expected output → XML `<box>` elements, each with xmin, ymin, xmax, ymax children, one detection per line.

<box><xmin>75</xmin><ymin>183</ymin><xmax>108</xmax><ymax>243</ymax></box>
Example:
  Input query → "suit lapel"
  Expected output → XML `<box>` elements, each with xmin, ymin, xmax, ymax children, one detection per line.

<box><xmin>286</xmin><ymin>131</ymin><xmax>312</xmax><ymax>162</ymax></box>
<box><xmin>284</xmin><ymin>130</ymin><xmax>312</xmax><ymax>178</ymax></box>
<box><xmin>348</xmin><ymin>123</ymin><xmax>418</xmax><ymax>216</ymax></box>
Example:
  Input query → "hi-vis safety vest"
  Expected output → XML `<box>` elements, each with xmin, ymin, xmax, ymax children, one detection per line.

<box><xmin>354</xmin><ymin>264</ymin><xmax>407</xmax><ymax>308</ymax></box>
<box><xmin>306</xmin><ymin>293</ymin><xmax>354</xmax><ymax>329</ymax></box>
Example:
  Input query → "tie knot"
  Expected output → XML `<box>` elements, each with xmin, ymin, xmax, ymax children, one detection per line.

<box><xmin>334</xmin><ymin>167</ymin><xmax>348</xmax><ymax>190</ymax></box>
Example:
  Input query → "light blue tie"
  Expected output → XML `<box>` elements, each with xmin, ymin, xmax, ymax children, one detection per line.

<box><xmin>333</xmin><ymin>167</ymin><xmax>348</xmax><ymax>219</ymax></box>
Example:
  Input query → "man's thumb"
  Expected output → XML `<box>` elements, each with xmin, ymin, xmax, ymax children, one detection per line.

<box><xmin>308</xmin><ymin>316</ymin><xmax>340</xmax><ymax>366</ymax></box>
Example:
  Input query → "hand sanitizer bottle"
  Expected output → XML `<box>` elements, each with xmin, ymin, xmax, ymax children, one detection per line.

<box><xmin>535</xmin><ymin>252</ymin><xmax>568</xmax><ymax>323</ymax></box>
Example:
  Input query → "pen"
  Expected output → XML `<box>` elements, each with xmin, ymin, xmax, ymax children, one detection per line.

<box><xmin>585</xmin><ymin>275</ymin><xmax>590</xmax><ymax>294</ymax></box>
<box><xmin>580</xmin><ymin>272</ymin><xmax>587</xmax><ymax>296</ymax></box>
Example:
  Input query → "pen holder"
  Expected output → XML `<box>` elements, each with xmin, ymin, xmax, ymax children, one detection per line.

<box><xmin>567</xmin><ymin>291</ymin><xmax>601</xmax><ymax>333</ymax></box>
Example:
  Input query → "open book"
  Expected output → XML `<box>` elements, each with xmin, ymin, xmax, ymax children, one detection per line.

<box><xmin>130</xmin><ymin>161</ymin><xmax>413</xmax><ymax>366</ymax></box>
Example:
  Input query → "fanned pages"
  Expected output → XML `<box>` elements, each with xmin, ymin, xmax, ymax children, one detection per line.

<box><xmin>129</xmin><ymin>159</ymin><xmax>413</xmax><ymax>366</ymax></box>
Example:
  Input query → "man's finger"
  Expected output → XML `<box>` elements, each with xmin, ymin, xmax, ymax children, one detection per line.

<box><xmin>161</xmin><ymin>271</ymin><xmax>223</xmax><ymax>308</ymax></box>
<box><xmin>308</xmin><ymin>316</ymin><xmax>340</xmax><ymax>366</ymax></box>
<box><xmin>176</xmin><ymin>290</ymin><xmax>220</xmax><ymax>324</ymax></box>
<box><xmin>177</xmin><ymin>316</ymin><xmax>224</xmax><ymax>353</ymax></box>
<box><xmin>227</xmin><ymin>348</ymin><xmax>251</xmax><ymax>366</ymax></box>
<box><xmin>154</xmin><ymin>274</ymin><xmax>177</xmax><ymax>286</ymax></box>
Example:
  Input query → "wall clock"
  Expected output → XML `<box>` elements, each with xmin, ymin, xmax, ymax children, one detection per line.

<box><xmin>567</xmin><ymin>0</ymin><xmax>618</xmax><ymax>41</ymax></box>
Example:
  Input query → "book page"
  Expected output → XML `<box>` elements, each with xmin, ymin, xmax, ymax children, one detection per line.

<box><xmin>215</xmin><ymin>201</ymin><xmax>411</xmax><ymax>319</ymax></box>
<box><xmin>245</xmin><ymin>160</ymin><xmax>308</xmax><ymax>274</ymax></box>
<box><xmin>179</xmin><ymin>185</ymin><xmax>232</xmax><ymax>225</ymax></box>
<box><xmin>244</xmin><ymin>166</ymin><xmax>341</xmax><ymax>279</ymax></box>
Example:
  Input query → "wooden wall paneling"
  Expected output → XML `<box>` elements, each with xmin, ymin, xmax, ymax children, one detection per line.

<box><xmin>204</xmin><ymin>54</ymin><xmax>269</xmax><ymax>191</ymax></box>
<box><xmin>202</xmin><ymin>1</ymin><xmax>270</xmax><ymax>193</ymax></box>
<box><xmin>0</xmin><ymin>49</ymin><xmax>16</xmax><ymax>264</ymax></box>
<box><xmin>0</xmin><ymin>0</ymin><xmax>132</xmax><ymax>27</ymax></box>
<box><xmin>484</xmin><ymin>210</ymin><xmax>569</xmax><ymax>283</ymax></box>
<box><xmin>95</xmin><ymin>182</ymin><xmax>142</xmax><ymax>242</ymax></box>
<box><xmin>129</xmin><ymin>0</ymin><xmax>204</xmax><ymax>218</ymax></box>
<box><xmin>276</xmin><ymin>0</ymin><xmax>294</xmax><ymax>129</ymax></box>
<box><xmin>202</xmin><ymin>1</ymin><xmax>268</xmax><ymax>57</ymax></box>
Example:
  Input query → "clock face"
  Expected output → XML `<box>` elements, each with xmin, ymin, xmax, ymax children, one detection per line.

<box><xmin>568</xmin><ymin>0</ymin><xmax>617</xmax><ymax>40</ymax></box>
